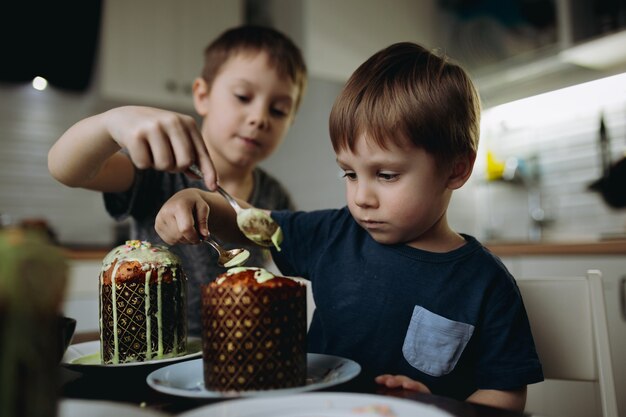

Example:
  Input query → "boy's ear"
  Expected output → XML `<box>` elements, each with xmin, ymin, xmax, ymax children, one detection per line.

<box><xmin>447</xmin><ymin>152</ymin><xmax>476</xmax><ymax>190</ymax></box>
<box><xmin>192</xmin><ymin>77</ymin><xmax>210</xmax><ymax>116</ymax></box>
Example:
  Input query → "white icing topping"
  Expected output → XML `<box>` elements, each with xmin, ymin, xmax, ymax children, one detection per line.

<box><xmin>101</xmin><ymin>240</ymin><xmax>181</xmax><ymax>272</ymax></box>
<box><xmin>222</xmin><ymin>267</ymin><xmax>299</xmax><ymax>284</ymax></box>
<box><xmin>225</xmin><ymin>266</ymin><xmax>275</xmax><ymax>283</ymax></box>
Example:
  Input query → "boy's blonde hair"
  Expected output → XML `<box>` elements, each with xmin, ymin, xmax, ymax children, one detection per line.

<box><xmin>201</xmin><ymin>25</ymin><xmax>308</xmax><ymax>112</ymax></box>
<box><xmin>329</xmin><ymin>42</ymin><xmax>480</xmax><ymax>167</ymax></box>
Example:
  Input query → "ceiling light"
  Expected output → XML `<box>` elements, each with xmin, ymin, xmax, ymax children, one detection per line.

<box><xmin>32</xmin><ymin>76</ymin><xmax>48</xmax><ymax>91</ymax></box>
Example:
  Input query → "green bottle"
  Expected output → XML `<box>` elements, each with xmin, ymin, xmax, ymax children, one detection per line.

<box><xmin>0</xmin><ymin>226</ymin><xmax>68</xmax><ymax>417</ymax></box>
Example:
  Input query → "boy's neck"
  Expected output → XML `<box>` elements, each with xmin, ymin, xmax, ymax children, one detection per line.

<box><xmin>411</xmin><ymin>231</ymin><xmax>466</xmax><ymax>253</ymax></box>
<box><xmin>406</xmin><ymin>216</ymin><xmax>467</xmax><ymax>253</ymax></box>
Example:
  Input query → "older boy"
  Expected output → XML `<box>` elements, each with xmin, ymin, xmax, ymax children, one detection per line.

<box><xmin>48</xmin><ymin>26</ymin><xmax>307</xmax><ymax>335</ymax></box>
<box><xmin>155</xmin><ymin>42</ymin><xmax>543</xmax><ymax>411</ymax></box>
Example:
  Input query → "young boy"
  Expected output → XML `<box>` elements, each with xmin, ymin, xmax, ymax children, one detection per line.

<box><xmin>154</xmin><ymin>42</ymin><xmax>543</xmax><ymax>411</ymax></box>
<box><xmin>47</xmin><ymin>25</ymin><xmax>307</xmax><ymax>336</ymax></box>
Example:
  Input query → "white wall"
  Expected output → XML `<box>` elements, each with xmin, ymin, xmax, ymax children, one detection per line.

<box><xmin>0</xmin><ymin>83</ymin><xmax>116</xmax><ymax>245</ymax></box>
<box><xmin>260</xmin><ymin>77</ymin><xmax>345</xmax><ymax>211</ymax></box>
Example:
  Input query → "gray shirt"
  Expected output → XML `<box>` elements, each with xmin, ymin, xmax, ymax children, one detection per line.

<box><xmin>104</xmin><ymin>166</ymin><xmax>294</xmax><ymax>335</ymax></box>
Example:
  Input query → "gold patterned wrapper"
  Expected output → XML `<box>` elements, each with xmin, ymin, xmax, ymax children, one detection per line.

<box><xmin>201</xmin><ymin>268</ymin><xmax>306</xmax><ymax>391</ymax></box>
<box><xmin>100</xmin><ymin>280</ymin><xmax>186</xmax><ymax>363</ymax></box>
<box><xmin>99</xmin><ymin>240</ymin><xmax>187</xmax><ymax>364</ymax></box>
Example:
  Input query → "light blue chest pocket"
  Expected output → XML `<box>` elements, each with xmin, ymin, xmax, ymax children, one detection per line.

<box><xmin>402</xmin><ymin>305</ymin><xmax>474</xmax><ymax>377</ymax></box>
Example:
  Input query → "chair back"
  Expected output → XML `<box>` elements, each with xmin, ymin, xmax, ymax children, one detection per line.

<box><xmin>517</xmin><ymin>270</ymin><xmax>618</xmax><ymax>417</ymax></box>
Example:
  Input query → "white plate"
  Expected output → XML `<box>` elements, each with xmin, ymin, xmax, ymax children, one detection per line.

<box><xmin>58</xmin><ymin>398</ymin><xmax>168</xmax><ymax>417</ymax></box>
<box><xmin>146</xmin><ymin>353</ymin><xmax>361</xmax><ymax>399</ymax></box>
<box><xmin>178</xmin><ymin>392</ymin><xmax>452</xmax><ymax>417</ymax></box>
<box><xmin>61</xmin><ymin>337</ymin><xmax>202</xmax><ymax>368</ymax></box>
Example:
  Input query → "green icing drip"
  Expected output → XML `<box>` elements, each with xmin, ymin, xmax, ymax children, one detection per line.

<box><xmin>145</xmin><ymin>270</ymin><xmax>152</xmax><ymax>358</ymax></box>
<box><xmin>271</xmin><ymin>227</ymin><xmax>283</xmax><ymax>251</ymax></box>
<box><xmin>110</xmin><ymin>262</ymin><xmax>120</xmax><ymax>364</ymax></box>
<box><xmin>157</xmin><ymin>269</ymin><xmax>163</xmax><ymax>357</ymax></box>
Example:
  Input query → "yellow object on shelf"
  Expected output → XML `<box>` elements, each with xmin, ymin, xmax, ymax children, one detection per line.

<box><xmin>486</xmin><ymin>150</ymin><xmax>506</xmax><ymax>181</ymax></box>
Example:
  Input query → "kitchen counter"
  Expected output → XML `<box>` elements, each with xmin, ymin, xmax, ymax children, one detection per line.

<box><xmin>485</xmin><ymin>239</ymin><xmax>626</xmax><ymax>256</ymax></box>
<box><xmin>62</xmin><ymin>246</ymin><xmax>111</xmax><ymax>261</ymax></box>
<box><xmin>60</xmin><ymin>239</ymin><xmax>626</xmax><ymax>261</ymax></box>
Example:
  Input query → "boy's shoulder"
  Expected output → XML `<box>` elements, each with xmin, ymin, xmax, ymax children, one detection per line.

<box><xmin>459</xmin><ymin>234</ymin><xmax>506</xmax><ymax>266</ymax></box>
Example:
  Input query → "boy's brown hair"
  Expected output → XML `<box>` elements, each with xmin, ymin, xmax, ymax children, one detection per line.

<box><xmin>201</xmin><ymin>25</ymin><xmax>308</xmax><ymax>112</ymax></box>
<box><xmin>329</xmin><ymin>42</ymin><xmax>480</xmax><ymax>167</ymax></box>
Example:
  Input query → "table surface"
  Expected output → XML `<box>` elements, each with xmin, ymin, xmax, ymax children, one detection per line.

<box><xmin>60</xmin><ymin>336</ymin><xmax>529</xmax><ymax>417</ymax></box>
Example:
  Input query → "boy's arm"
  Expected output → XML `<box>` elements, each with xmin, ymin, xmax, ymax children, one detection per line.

<box><xmin>155</xmin><ymin>188</ymin><xmax>252</xmax><ymax>246</ymax></box>
<box><xmin>466</xmin><ymin>387</ymin><xmax>526</xmax><ymax>412</ymax></box>
<box><xmin>376</xmin><ymin>375</ymin><xmax>526</xmax><ymax>412</ymax></box>
<box><xmin>48</xmin><ymin>106</ymin><xmax>216</xmax><ymax>192</ymax></box>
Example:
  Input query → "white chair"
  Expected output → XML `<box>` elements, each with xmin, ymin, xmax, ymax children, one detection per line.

<box><xmin>517</xmin><ymin>270</ymin><xmax>618</xmax><ymax>417</ymax></box>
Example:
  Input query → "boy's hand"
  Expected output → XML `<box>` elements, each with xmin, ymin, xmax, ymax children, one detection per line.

<box><xmin>375</xmin><ymin>374</ymin><xmax>431</xmax><ymax>393</ymax></box>
<box><xmin>105</xmin><ymin>106</ymin><xmax>217</xmax><ymax>190</ymax></box>
<box><xmin>155</xmin><ymin>189</ymin><xmax>210</xmax><ymax>245</ymax></box>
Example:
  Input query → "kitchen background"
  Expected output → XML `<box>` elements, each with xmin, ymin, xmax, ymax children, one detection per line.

<box><xmin>1</xmin><ymin>1</ymin><xmax>625</xmax><ymax>416</ymax></box>
<box><xmin>1</xmin><ymin>0</ymin><xmax>625</xmax><ymax>244</ymax></box>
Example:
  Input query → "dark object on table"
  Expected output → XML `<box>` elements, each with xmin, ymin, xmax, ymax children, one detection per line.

<box><xmin>58</xmin><ymin>316</ymin><xmax>77</xmax><ymax>363</ymax></box>
<box><xmin>588</xmin><ymin>114</ymin><xmax>626</xmax><ymax>208</ymax></box>
<box><xmin>0</xmin><ymin>227</ymin><xmax>68</xmax><ymax>417</ymax></box>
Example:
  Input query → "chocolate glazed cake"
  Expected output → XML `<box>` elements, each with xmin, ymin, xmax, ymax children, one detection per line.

<box><xmin>202</xmin><ymin>267</ymin><xmax>307</xmax><ymax>392</ymax></box>
<box><xmin>99</xmin><ymin>240</ymin><xmax>187</xmax><ymax>364</ymax></box>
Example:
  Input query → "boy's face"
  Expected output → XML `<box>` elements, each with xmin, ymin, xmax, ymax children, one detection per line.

<box><xmin>195</xmin><ymin>51</ymin><xmax>299</xmax><ymax>171</ymax></box>
<box><xmin>336</xmin><ymin>135</ymin><xmax>454</xmax><ymax>248</ymax></box>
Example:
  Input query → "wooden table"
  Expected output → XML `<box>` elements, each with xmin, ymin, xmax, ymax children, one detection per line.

<box><xmin>60</xmin><ymin>347</ymin><xmax>529</xmax><ymax>417</ymax></box>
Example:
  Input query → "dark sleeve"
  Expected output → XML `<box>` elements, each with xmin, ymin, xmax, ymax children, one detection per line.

<box><xmin>103</xmin><ymin>168</ymin><xmax>145</xmax><ymax>221</ymax></box>
<box><xmin>103</xmin><ymin>168</ymin><xmax>200</xmax><ymax>222</ymax></box>
<box><xmin>269</xmin><ymin>209</ymin><xmax>343</xmax><ymax>279</ymax></box>
<box><xmin>475</xmin><ymin>280</ymin><xmax>544</xmax><ymax>390</ymax></box>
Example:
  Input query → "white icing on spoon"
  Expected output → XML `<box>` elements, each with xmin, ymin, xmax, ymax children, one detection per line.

<box><xmin>189</xmin><ymin>165</ymin><xmax>283</xmax><ymax>250</ymax></box>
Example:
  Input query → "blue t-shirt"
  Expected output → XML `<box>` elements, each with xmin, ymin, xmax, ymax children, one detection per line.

<box><xmin>270</xmin><ymin>207</ymin><xmax>543</xmax><ymax>400</ymax></box>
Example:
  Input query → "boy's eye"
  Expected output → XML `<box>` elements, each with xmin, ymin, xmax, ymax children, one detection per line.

<box><xmin>235</xmin><ymin>94</ymin><xmax>251</xmax><ymax>103</ymax></box>
<box><xmin>341</xmin><ymin>171</ymin><xmax>357</xmax><ymax>181</ymax></box>
<box><xmin>378</xmin><ymin>172</ymin><xmax>398</xmax><ymax>181</ymax></box>
<box><xmin>270</xmin><ymin>107</ymin><xmax>288</xmax><ymax>117</ymax></box>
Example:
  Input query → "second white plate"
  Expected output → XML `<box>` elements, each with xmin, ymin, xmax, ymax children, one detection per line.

<box><xmin>146</xmin><ymin>353</ymin><xmax>361</xmax><ymax>398</ymax></box>
<box><xmin>178</xmin><ymin>392</ymin><xmax>452</xmax><ymax>417</ymax></box>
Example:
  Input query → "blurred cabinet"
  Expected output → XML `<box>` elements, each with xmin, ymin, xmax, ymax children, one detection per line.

<box><xmin>267</xmin><ymin>0</ymin><xmax>440</xmax><ymax>82</ymax></box>
<box><xmin>99</xmin><ymin>0</ymin><xmax>243</xmax><ymax>110</ymax></box>
<box><xmin>443</xmin><ymin>0</ymin><xmax>626</xmax><ymax>107</ymax></box>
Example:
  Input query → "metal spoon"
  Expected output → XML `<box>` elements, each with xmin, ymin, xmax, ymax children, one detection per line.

<box><xmin>202</xmin><ymin>235</ymin><xmax>250</xmax><ymax>268</ymax></box>
<box><xmin>188</xmin><ymin>165</ymin><xmax>283</xmax><ymax>250</ymax></box>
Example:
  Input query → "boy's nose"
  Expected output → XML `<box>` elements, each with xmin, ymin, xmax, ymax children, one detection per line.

<box><xmin>354</xmin><ymin>183</ymin><xmax>378</xmax><ymax>208</ymax></box>
<box><xmin>247</xmin><ymin>105</ymin><xmax>269</xmax><ymax>129</ymax></box>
